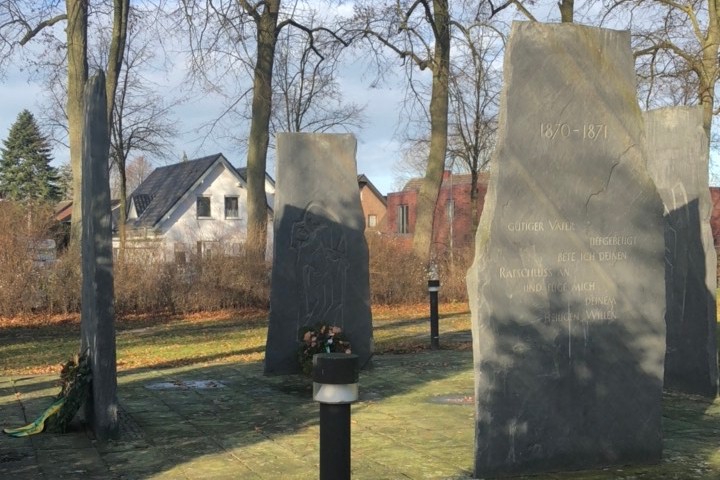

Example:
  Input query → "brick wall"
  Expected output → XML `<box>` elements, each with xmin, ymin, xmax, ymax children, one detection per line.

<box><xmin>384</xmin><ymin>171</ymin><xmax>488</xmax><ymax>254</ymax></box>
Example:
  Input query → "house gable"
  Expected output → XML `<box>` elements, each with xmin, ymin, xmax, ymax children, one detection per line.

<box><xmin>120</xmin><ymin>153</ymin><xmax>276</xmax><ymax>260</ymax></box>
<box><xmin>159</xmin><ymin>161</ymin><xmax>249</xmax><ymax>244</ymax></box>
<box><xmin>357</xmin><ymin>174</ymin><xmax>387</xmax><ymax>230</ymax></box>
<box><xmin>128</xmin><ymin>153</ymin><xmax>252</xmax><ymax>230</ymax></box>
<box><xmin>160</xmin><ymin>155</ymin><xmax>248</xmax><ymax>227</ymax></box>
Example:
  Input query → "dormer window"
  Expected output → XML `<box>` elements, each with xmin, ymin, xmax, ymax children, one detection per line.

<box><xmin>197</xmin><ymin>196</ymin><xmax>211</xmax><ymax>218</ymax></box>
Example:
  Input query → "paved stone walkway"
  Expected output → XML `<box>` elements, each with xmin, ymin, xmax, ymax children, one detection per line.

<box><xmin>1</xmin><ymin>350</ymin><xmax>719</xmax><ymax>479</ymax></box>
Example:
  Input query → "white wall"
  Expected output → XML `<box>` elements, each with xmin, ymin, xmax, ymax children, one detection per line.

<box><xmin>118</xmin><ymin>161</ymin><xmax>274</xmax><ymax>261</ymax></box>
<box><xmin>159</xmin><ymin>163</ymin><xmax>248</xmax><ymax>257</ymax></box>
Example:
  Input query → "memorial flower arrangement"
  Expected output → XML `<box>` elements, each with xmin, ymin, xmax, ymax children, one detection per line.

<box><xmin>298</xmin><ymin>324</ymin><xmax>351</xmax><ymax>375</ymax></box>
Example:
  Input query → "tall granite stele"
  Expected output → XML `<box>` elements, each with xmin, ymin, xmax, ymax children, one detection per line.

<box><xmin>264</xmin><ymin>133</ymin><xmax>373</xmax><ymax>375</ymax></box>
<box><xmin>81</xmin><ymin>71</ymin><xmax>119</xmax><ymax>440</ymax></box>
<box><xmin>644</xmin><ymin>106</ymin><xmax>719</xmax><ymax>398</ymax></box>
<box><xmin>467</xmin><ymin>22</ymin><xmax>666</xmax><ymax>477</ymax></box>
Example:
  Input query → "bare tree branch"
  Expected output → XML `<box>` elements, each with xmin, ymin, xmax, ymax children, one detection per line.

<box><xmin>488</xmin><ymin>0</ymin><xmax>537</xmax><ymax>21</ymax></box>
<box><xmin>19</xmin><ymin>14</ymin><xmax>67</xmax><ymax>45</ymax></box>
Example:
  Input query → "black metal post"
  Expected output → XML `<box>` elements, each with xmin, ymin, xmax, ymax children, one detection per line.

<box><xmin>320</xmin><ymin>403</ymin><xmax>351</xmax><ymax>480</ymax></box>
<box><xmin>313</xmin><ymin>353</ymin><xmax>359</xmax><ymax>480</ymax></box>
<box><xmin>429</xmin><ymin>279</ymin><xmax>440</xmax><ymax>349</ymax></box>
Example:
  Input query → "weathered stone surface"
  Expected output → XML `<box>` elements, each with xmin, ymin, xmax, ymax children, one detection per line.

<box><xmin>644</xmin><ymin>106</ymin><xmax>719</xmax><ymax>398</ymax></box>
<box><xmin>265</xmin><ymin>133</ymin><xmax>373</xmax><ymax>375</ymax></box>
<box><xmin>467</xmin><ymin>22</ymin><xmax>666</xmax><ymax>477</ymax></box>
<box><xmin>80</xmin><ymin>71</ymin><xmax>119</xmax><ymax>440</ymax></box>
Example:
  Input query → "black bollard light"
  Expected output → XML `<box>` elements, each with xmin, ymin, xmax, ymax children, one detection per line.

<box><xmin>428</xmin><ymin>278</ymin><xmax>440</xmax><ymax>349</ymax></box>
<box><xmin>313</xmin><ymin>353</ymin><xmax>359</xmax><ymax>480</ymax></box>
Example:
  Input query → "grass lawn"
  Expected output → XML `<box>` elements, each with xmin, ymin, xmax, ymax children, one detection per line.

<box><xmin>0</xmin><ymin>303</ymin><xmax>471</xmax><ymax>375</ymax></box>
<box><xmin>2</xmin><ymin>303</ymin><xmax>720</xmax><ymax>478</ymax></box>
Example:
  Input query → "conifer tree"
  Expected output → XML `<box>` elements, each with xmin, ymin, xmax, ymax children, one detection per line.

<box><xmin>0</xmin><ymin>110</ymin><xmax>60</xmax><ymax>201</ymax></box>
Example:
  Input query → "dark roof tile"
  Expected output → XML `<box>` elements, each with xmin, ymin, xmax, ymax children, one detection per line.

<box><xmin>129</xmin><ymin>153</ymin><xmax>221</xmax><ymax>228</ymax></box>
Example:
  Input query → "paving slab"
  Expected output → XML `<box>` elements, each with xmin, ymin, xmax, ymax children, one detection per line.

<box><xmin>0</xmin><ymin>350</ymin><xmax>718</xmax><ymax>479</ymax></box>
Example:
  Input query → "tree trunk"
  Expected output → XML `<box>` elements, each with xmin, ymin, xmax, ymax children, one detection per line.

<box><xmin>700</xmin><ymin>0</ymin><xmax>719</xmax><ymax>142</ymax></box>
<box><xmin>66</xmin><ymin>0</ymin><xmax>88</xmax><ymax>244</ymax></box>
<box><xmin>118</xmin><ymin>165</ymin><xmax>127</xmax><ymax>260</ymax></box>
<box><xmin>107</xmin><ymin>0</ymin><xmax>129</xmax><ymax>261</ymax></box>
<box><xmin>470</xmin><ymin>168</ymin><xmax>479</xmax><ymax>231</ymax></box>
<box><xmin>245</xmin><ymin>0</ymin><xmax>280</xmax><ymax>261</ymax></box>
<box><xmin>412</xmin><ymin>0</ymin><xmax>450</xmax><ymax>263</ymax></box>
<box><xmin>559</xmin><ymin>0</ymin><xmax>574</xmax><ymax>23</ymax></box>
<box><xmin>105</xmin><ymin>0</ymin><xmax>129</xmax><ymax>126</ymax></box>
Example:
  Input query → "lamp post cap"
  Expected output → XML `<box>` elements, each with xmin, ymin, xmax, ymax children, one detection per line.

<box><xmin>313</xmin><ymin>353</ymin><xmax>359</xmax><ymax>385</ymax></box>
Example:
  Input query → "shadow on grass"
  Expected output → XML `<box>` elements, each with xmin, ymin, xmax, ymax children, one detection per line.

<box><xmin>3</xmin><ymin>346</ymin><xmax>720</xmax><ymax>478</ymax></box>
<box><xmin>371</xmin><ymin>312</ymin><xmax>469</xmax><ymax>331</ymax></box>
<box><xmin>116</xmin><ymin>346</ymin><xmax>267</xmax><ymax>371</ymax></box>
<box><xmin>2</xmin><ymin>349</ymin><xmax>477</xmax><ymax>479</ymax></box>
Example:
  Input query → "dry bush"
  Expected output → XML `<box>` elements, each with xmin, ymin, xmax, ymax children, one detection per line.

<box><xmin>0</xmin><ymin>201</ymin><xmax>59</xmax><ymax>316</ymax></box>
<box><xmin>45</xmin><ymin>245</ymin><xmax>81</xmax><ymax>314</ymax></box>
<box><xmin>367</xmin><ymin>234</ymin><xmax>426</xmax><ymax>304</ymax></box>
<box><xmin>433</xmin><ymin>247</ymin><xmax>474</xmax><ymax>303</ymax></box>
<box><xmin>188</xmin><ymin>252</ymin><xmax>270</xmax><ymax>311</ymax></box>
<box><xmin>114</xmin><ymin>253</ymin><xmax>179</xmax><ymax>314</ymax></box>
<box><xmin>367</xmin><ymin>233</ymin><xmax>473</xmax><ymax>305</ymax></box>
<box><xmin>113</xmin><ymin>244</ymin><xmax>270</xmax><ymax>315</ymax></box>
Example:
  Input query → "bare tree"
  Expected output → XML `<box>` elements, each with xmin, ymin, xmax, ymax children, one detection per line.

<box><xmin>110</xmin><ymin>154</ymin><xmax>153</xmax><ymax>198</ymax></box>
<box><xmin>99</xmin><ymin>8</ymin><xmax>179</xmax><ymax>254</ymax></box>
<box><xmin>448</xmin><ymin>24</ymin><xmax>502</xmax><ymax>229</ymax></box>
<box><xmin>349</xmin><ymin>0</ymin><xmax>453</xmax><ymax>263</ymax></box>
<box><xmin>487</xmin><ymin>0</ymin><xmax>579</xmax><ymax>22</ymax></box>
<box><xmin>272</xmin><ymin>16</ymin><xmax>366</xmax><ymax>135</ymax></box>
<box><xmin>392</xmin><ymin>140</ymin><xmax>430</xmax><ymax>191</ymax></box>
<box><xmin>601</xmin><ymin>1</ymin><xmax>720</xmax><ymax>144</ymax></box>
<box><xmin>124</xmin><ymin>155</ymin><xmax>154</xmax><ymax>194</ymax></box>
<box><xmin>0</xmin><ymin>0</ymin><xmax>129</xmax><ymax>242</ymax></box>
<box><xmin>180</xmin><ymin>0</ymin><xmax>348</xmax><ymax>260</ymax></box>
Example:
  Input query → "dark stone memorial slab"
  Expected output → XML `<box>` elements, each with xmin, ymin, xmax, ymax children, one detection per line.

<box><xmin>467</xmin><ymin>22</ymin><xmax>666</xmax><ymax>477</ymax></box>
<box><xmin>645</xmin><ymin>106</ymin><xmax>719</xmax><ymax>398</ymax></box>
<box><xmin>81</xmin><ymin>71</ymin><xmax>119</xmax><ymax>440</ymax></box>
<box><xmin>265</xmin><ymin>133</ymin><xmax>373</xmax><ymax>375</ymax></box>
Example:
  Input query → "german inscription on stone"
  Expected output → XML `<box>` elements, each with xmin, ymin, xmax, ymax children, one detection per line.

<box><xmin>467</xmin><ymin>22</ymin><xmax>666</xmax><ymax>477</ymax></box>
<box><xmin>645</xmin><ymin>106</ymin><xmax>718</xmax><ymax>398</ymax></box>
<box><xmin>265</xmin><ymin>133</ymin><xmax>373</xmax><ymax>375</ymax></box>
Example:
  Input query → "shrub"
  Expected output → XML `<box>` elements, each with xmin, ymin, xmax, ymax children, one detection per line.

<box><xmin>45</xmin><ymin>245</ymin><xmax>81</xmax><ymax>314</ymax></box>
<box><xmin>0</xmin><ymin>201</ymin><xmax>59</xmax><ymax>316</ymax></box>
<box><xmin>113</xmin><ymin>244</ymin><xmax>270</xmax><ymax>315</ymax></box>
<box><xmin>366</xmin><ymin>233</ymin><xmax>472</xmax><ymax>305</ymax></box>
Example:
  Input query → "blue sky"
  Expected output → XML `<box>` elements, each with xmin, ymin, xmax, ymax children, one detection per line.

<box><xmin>0</xmin><ymin>50</ymin><xmax>407</xmax><ymax>197</ymax></box>
<box><xmin>2</xmin><ymin>4</ymin><xmax>718</xmax><ymax>196</ymax></box>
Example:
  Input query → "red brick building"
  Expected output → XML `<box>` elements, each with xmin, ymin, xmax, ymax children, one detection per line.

<box><xmin>384</xmin><ymin>171</ymin><xmax>489</xmax><ymax>255</ymax></box>
<box><xmin>385</xmin><ymin>180</ymin><xmax>720</xmax><ymax>266</ymax></box>
<box><xmin>709</xmin><ymin>187</ymin><xmax>720</xmax><ymax>247</ymax></box>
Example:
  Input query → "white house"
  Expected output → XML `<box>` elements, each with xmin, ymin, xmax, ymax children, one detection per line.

<box><xmin>120</xmin><ymin>153</ymin><xmax>274</xmax><ymax>262</ymax></box>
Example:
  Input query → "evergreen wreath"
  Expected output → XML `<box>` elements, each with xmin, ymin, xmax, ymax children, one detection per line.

<box><xmin>45</xmin><ymin>352</ymin><xmax>92</xmax><ymax>433</ymax></box>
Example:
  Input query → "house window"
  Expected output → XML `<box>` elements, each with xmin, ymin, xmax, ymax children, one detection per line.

<box><xmin>197</xmin><ymin>196</ymin><xmax>211</xmax><ymax>218</ymax></box>
<box><xmin>230</xmin><ymin>242</ymin><xmax>244</xmax><ymax>256</ymax></box>
<box><xmin>174</xmin><ymin>243</ymin><xmax>187</xmax><ymax>264</ymax></box>
<box><xmin>196</xmin><ymin>240</ymin><xmax>217</xmax><ymax>258</ymax></box>
<box><xmin>368</xmin><ymin>214</ymin><xmax>377</xmax><ymax>228</ymax></box>
<box><xmin>225</xmin><ymin>196</ymin><xmax>239</xmax><ymax>218</ymax></box>
<box><xmin>175</xmin><ymin>251</ymin><xmax>187</xmax><ymax>264</ymax></box>
<box><xmin>398</xmin><ymin>204</ymin><xmax>409</xmax><ymax>234</ymax></box>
